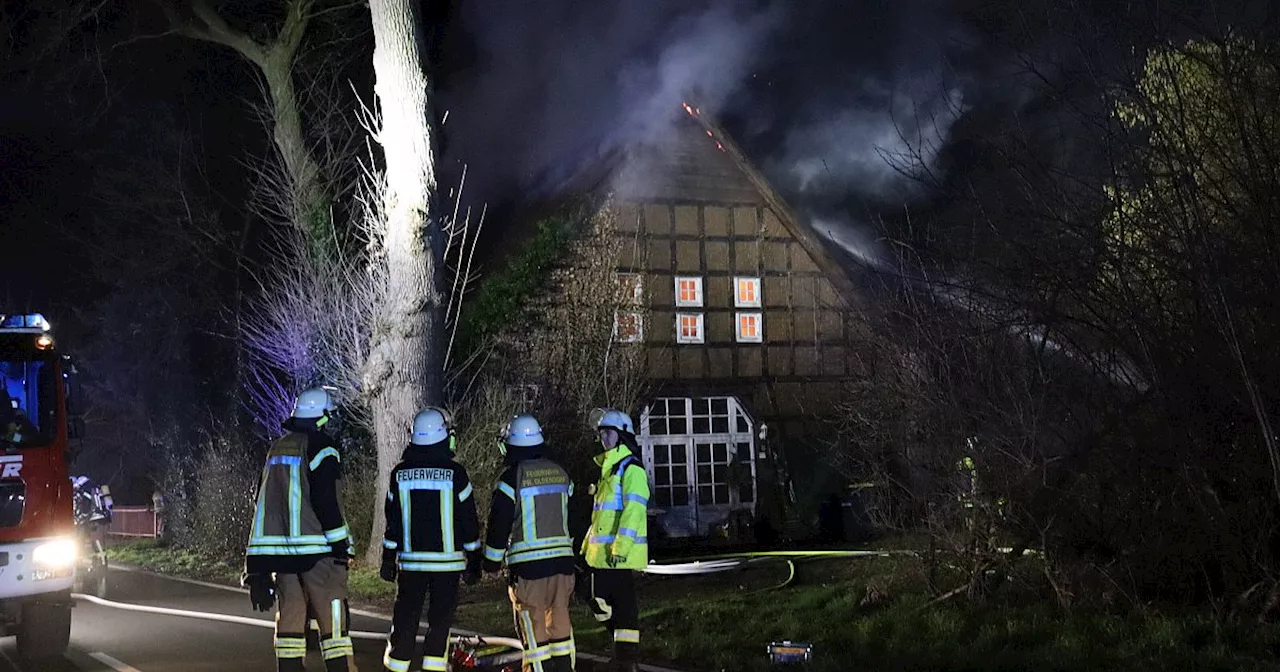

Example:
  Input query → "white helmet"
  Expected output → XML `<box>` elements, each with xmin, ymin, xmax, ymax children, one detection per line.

<box><xmin>293</xmin><ymin>387</ymin><xmax>336</xmax><ymax>419</ymax></box>
<box><xmin>596</xmin><ymin>408</ymin><xmax>634</xmax><ymax>435</ymax></box>
<box><xmin>503</xmin><ymin>414</ymin><xmax>544</xmax><ymax>448</ymax></box>
<box><xmin>411</xmin><ymin>407</ymin><xmax>453</xmax><ymax>446</ymax></box>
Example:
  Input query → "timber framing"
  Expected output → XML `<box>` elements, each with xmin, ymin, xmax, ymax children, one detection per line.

<box><xmin>503</xmin><ymin>99</ymin><xmax>879</xmax><ymax>446</ymax></box>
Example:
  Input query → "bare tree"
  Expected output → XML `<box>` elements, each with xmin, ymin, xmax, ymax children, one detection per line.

<box><xmin>155</xmin><ymin>0</ymin><xmax>345</xmax><ymax>257</ymax></box>
<box><xmin>360</xmin><ymin>0</ymin><xmax>446</xmax><ymax>562</ymax></box>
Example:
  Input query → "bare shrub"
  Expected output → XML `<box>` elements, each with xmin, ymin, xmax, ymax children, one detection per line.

<box><xmin>187</xmin><ymin>433</ymin><xmax>261</xmax><ymax>561</ymax></box>
<box><xmin>513</xmin><ymin>198</ymin><xmax>650</xmax><ymax>474</ymax></box>
<box><xmin>337</xmin><ymin>429</ymin><xmax>378</xmax><ymax>556</ymax></box>
<box><xmin>450</xmin><ymin>382</ymin><xmax>524</xmax><ymax>522</ymax></box>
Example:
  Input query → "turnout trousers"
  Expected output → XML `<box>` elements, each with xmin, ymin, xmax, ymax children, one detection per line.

<box><xmin>509</xmin><ymin>573</ymin><xmax>576</xmax><ymax>672</ymax></box>
<box><xmin>587</xmin><ymin>569</ymin><xmax>639</xmax><ymax>665</ymax></box>
<box><xmin>383</xmin><ymin>572</ymin><xmax>461</xmax><ymax>672</ymax></box>
<box><xmin>274</xmin><ymin>557</ymin><xmax>357</xmax><ymax>672</ymax></box>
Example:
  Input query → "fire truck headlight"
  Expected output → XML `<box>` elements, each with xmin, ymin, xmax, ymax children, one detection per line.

<box><xmin>33</xmin><ymin>538</ymin><xmax>78</xmax><ymax>570</ymax></box>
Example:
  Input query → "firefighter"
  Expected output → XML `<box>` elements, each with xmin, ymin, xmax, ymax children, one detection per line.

<box><xmin>481</xmin><ymin>414</ymin><xmax>577</xmax><ymax>672</ymax></box>
<box><xmin>582</xmin><ymin>408</ymin><xmax>650</xmax><ymax>672</ymax></box>
<box><xmin>243</xmin><ymin>387</ymin><xmax>357</xmax><ymax>672</ymax></box>
<box><xmin>380</xmin><ymin>407</ymin><xmax>482</xmax><ymax>672</ymax></box>
<box><xmin>0</xmin><ymin>397</ymin><xmax>37</xmax><ymax>445</ymax></box>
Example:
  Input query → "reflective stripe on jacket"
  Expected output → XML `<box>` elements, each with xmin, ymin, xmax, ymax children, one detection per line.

<box><xmin>583</xmin><ymin>445</ymin><xmax>650</xmax><ymax>569</ymax></box>
<box><xmin>247</xmin><ymin>432</ymin><xmax>334</xmax><ymax>557</ymax></box>
<box><xmin>382</xmin><ymin>446</ymin><xmax>481</xmax><ymax>572</ymax></box>
<box><xmin>486</xmin><ymin>458</ymin><xmax>575</xmax><ymax>567</ymax></box>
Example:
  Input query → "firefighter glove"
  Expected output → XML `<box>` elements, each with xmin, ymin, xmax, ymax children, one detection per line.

<box><xmin>379</xmin><ymin>558</ymin><xmax>397</xmax><ymax>583</ymax></box>
<box><xmin>245</xmin><ymin>574</ymin><xmax>275</xmax><ymax>612</ymax></box>
<box><xmin>606</xmin><ymin>552</ymin><xmax>626</xmax><ymax>568</ymax></box>
<box><xmin>463</xmin><ymin>552</ymin><xmax>482</xmax><ymax>585</ymax></box>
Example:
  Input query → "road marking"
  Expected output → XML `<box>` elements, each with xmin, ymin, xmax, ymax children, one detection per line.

<box><xmin>89</xmin><ymin>653</ymin><xmax>141</xmax><ymax>672</ymax></box>
<box><xmin>106</xmin><ymin>566</ymin><xmax>682</xmax><ymax>671</ymax></box>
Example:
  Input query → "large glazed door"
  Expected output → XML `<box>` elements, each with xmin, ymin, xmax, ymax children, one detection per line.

<box><xmin>644</xmin><ymin>438</ymin><xmax>696</xmax><ymax>537</ymax></box>
<box><xmin>641</xmin><ymin>397</ymin><xmax>756</xmax><ymax>538</ymax></box>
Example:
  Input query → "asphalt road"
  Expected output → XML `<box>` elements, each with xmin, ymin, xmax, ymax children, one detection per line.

<box><xmin>0</xmin><ymin>568</ymin><xmax>430</xmax><ymax>672</ymax></box>
<box><xmin>0</xmin><ymin>568</ymin><xmax>680</xmax><ymax>672</ymax></box>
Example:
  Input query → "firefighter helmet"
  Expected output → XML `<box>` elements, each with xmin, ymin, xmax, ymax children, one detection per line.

<box><xmin>596</xmin><ymin>408</ymin><xmax>634</xmax><ymax>435</ymax></box>
<box><xmin>503</xmin><ymin>414</ymin><xmax>544</xmax><ymax>448</ymax></box>
<box><xmin>293</xmin><ymin>387</ymin><xmax>336</xmax><ymax>419</ymax></box>
<box><xmin>411</xmin><ymin>407</ymin><xmax>453</xmax><ymax>446</ymax></box>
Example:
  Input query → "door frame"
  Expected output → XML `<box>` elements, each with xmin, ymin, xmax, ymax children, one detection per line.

<box><xmin>638</xmin><ymin>396</ymin><xmax>757</xmax><ymax>538</ymax></box>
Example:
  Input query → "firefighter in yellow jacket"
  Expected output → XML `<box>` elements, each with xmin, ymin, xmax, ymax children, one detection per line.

<box><xmin>582</xmin><ymin>409</ymin><xmax>649</xmax><ymax>672</ymax></box>
<box><xmin>243</xmin><ymin>387</ymin><xmax>357</xmax><ymax>672</ymax></box>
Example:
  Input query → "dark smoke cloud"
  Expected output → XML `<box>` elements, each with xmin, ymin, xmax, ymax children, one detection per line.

<box><xmin>438</xmin><ymin>0</ymin><xmax>989</xmax><ymax>269</ymax></box>
<box><xmin>439</xmin><ymin>0</ymin><xmax>784</xmax><ymax>202</ymax></box>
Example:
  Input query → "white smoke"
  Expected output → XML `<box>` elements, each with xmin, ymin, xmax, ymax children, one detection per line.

<box><xmin>781</xmin><ymin>82</ymin><xmax>967</xmax><ymax>198</ymax></box>
<box><xmin>610</xmin><ymin>2</ymin><xmax>785</xmax><ymax>148</ymax></box>
<box><xmin>443</xmin><ymin>0</ymin><xmax>785</xmax><ymax>200</ymax></box>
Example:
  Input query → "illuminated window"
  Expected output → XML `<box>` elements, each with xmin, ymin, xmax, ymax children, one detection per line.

<box><xmin>616</xmin><ymin>273</ymin><xmax>643</xmax><ymax>306</ymax></box>
<box><xmin>674</xmin><ymin>276</ymin><xmax>703</xmax><ymax>308</ymax></box>
<box><xmin>614</xmin><ymin>311</ymin><xmax>643</xmax><ymax>343</ymax></box>
<box><xmin>736</xmin><ymin>312</ymin><xmax>762</xmax><ymax>343</ymax></box>
<box><xmin>734</xmin><ymin>277</ymin><xmax>761</xmax><ymax>308</ymax></box>
<box><xmin>676</xmin><ymin>313</ymin><xmax>704</xmax><ymax>344</ymax></box>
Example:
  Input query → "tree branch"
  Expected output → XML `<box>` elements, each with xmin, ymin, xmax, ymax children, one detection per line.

<box><xmin>271</xmin><ymin>0</ymin><xmax>315</xmax><ymax>64</ymax></box>
<box><xmin>158</xmin><ymin>0</ymin><xmax>267</xmax><ymax>67</ymax></box>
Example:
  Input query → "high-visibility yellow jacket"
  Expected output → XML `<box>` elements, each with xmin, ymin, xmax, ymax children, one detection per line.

<box><xmin>583</xmin><ymin>445</ymin><xmax>649</xmax><ymax>570</ymax></box>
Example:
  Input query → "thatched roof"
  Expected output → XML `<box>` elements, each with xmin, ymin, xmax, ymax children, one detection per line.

<box><xmin>671</xmin><ymin>102</ymin><xmax>864</xmax><ymax>309</ymax></box>
<box><xmin>525</xmin><ymin>100</ymin><xmax>868</xmax><ymax>311</ymax></box>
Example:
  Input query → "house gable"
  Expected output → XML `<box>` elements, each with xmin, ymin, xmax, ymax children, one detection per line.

<box><xmin>495</xmin><ymin>102</ymin><xmax>877</xmax><ymax>449</ymax></box>
<box><xmin>569</xmin><ymin>102</ymin><xmax>879</xmax><ymax>437</ymax></box>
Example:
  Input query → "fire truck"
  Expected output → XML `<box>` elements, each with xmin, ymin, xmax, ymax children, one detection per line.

<box><xmin>0</xmin><ymin>313</ymin><xmax>82</xmax><ymax>661</ymax></box>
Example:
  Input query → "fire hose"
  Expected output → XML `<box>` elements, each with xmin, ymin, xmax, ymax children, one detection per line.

<box><xmin>639</xmin><ymin>549</ymin><xmax>913</xmax><ymax>593</ymax></box>
<box><xmin>70</xmin><ymin>593</ymin><xmax>527</xmax><ymax>667</ymax></box>
<box><xmin>77</xmin><ymin>551</ymin><xmax>908</xmax><ymax>668</ymax></box>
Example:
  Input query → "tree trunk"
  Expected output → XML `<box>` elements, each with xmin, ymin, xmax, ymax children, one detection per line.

<box><xmin>262</xmin><ymin>50</ymin><xmax>332</xmax><ymax>261</ymax></box>
<box><xmin>363</xmin><ymin>0</ymin><xmax>444</xmax><ymax>565</ymax></box>
<box><xmin>161</xmin><ymin>0</ymin><xmax>333</xmax><ymax>259</ymax></box>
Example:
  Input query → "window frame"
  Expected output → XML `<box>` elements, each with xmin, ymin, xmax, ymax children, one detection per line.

<box><xmin>639</xmin><ymin>396</ymin><xmax>759</xmax><ymax>517</ymax></box>
<box><xmin>613</xmin><ymin>310</ymin><xmax>644</xmax><ymax>343</ymax></box>
<box><xmin>674</xmin><ymin>276</ymin><xmax>704</xmax><ymax>308</ymax></box>
<box><xmin>675</xmin><ymin>312</ymin><xmax>705</xmax><ymax>345</ymax></box>
<box><xmin>735</xmin><ymin>311</ymin><xmax>763</xmax><ymax>343</ymax></box>
<box><xmin>616</xmin><ymin>272</ymin><xmax>644</xmax><ymax>305</ymax></box>
<box><xmin>733</xmin><ymin>276</ymin><xmax>762</xmax><ymax>308</ymax></box>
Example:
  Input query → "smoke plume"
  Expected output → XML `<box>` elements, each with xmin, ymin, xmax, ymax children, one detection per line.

<box><xmin>440</xmin><ymin>0</ymin><xmax>784</xmax><ymax>202</ymax></box>
<box><xmin>439</xmin><ymin>0</ymin><xmax>982</xmax><ymax>271</ymax></box>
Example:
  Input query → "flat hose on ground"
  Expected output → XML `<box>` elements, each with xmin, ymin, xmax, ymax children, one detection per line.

<box><xmin>640</xmin><ymin>549</ymin><xmax>911</xmax><ymax>592</ymax></box>
<box><xmin>70</xmin><ymin>593</ymin><xmax>527</xmax><ymax>665</ymax></box>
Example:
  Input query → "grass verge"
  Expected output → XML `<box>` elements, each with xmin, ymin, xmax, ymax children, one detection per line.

<box><xmin>106</xmin><ymin>538</ymin><xmax>1280</xmax><ymax>671</ymax></box>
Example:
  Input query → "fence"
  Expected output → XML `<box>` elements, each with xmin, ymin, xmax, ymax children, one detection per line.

<box><xmin>108</xmin><ymin>506</ymin><xmax>158</xmax><ymax>538</ymax></box>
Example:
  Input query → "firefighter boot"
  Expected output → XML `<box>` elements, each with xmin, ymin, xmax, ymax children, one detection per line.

<box><xmin>542</xmin><ymin>656</ymin><xmax>574</xmax><ymax>672</ymax></box>
<box><xmin>611</xmin><ymin>637</ymin><xmax>639</xmax><ymax>672</ymax></box>
<box><xmin>323</xmin><ymin>654</ymin><xmax>356</xmax><ymax>672</ymax></box>
<box><xmin>277</xmin><ymin>659</ymin><xmax>307</xmax><ymax>672</ymax></box>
